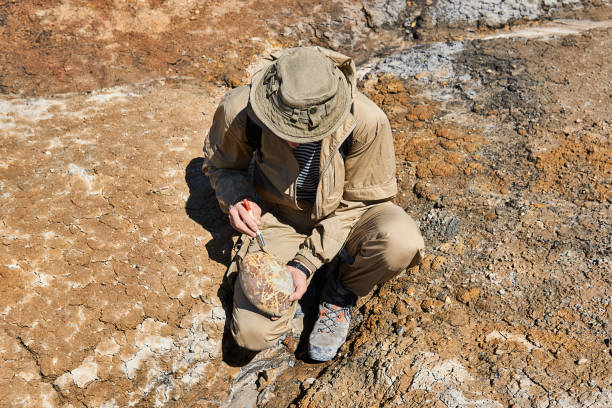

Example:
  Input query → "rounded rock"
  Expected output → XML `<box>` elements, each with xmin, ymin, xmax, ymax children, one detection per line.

<box><xmin>238</xmin><ymin>251</ymin><xmax>293</xmax><ymax>317</ymax></box>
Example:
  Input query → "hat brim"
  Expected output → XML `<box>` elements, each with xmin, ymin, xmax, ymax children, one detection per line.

<box><xmin>248</xmin><ymin>62</ymin><xmax>352</xmax><ymax>144</ymax></box>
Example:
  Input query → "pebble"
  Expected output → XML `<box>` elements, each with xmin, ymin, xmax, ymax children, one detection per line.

<box><xmin>301</xmin><ymin>377</ymin><xmax>316</xmax><ymax>392</ymax></box>
<box><xmin>415</xmin><ymin>71</ymin><xmax>431</xmax><ymax>80</ymax></box>
<box><xmin>421</xmin><ymin>299</ymin><xmax>443</xmax><ymax>312</ymax></box>
<box><xmin>177</xmin><ymin>363</ymin><xmax>189</xmax><ymax>376</ymax></box>
<box><xmin>456</xmin><ymin>287</ymin><xmax>481</xmax><ymax>305</ymax></box>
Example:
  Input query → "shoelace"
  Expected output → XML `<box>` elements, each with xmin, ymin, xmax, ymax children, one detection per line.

<box><xmin>316</xmin><ymin>303</ymin><xmax>352</xmax><ymax>334</ymax></box>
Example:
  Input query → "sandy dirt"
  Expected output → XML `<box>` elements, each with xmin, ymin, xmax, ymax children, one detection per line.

<box><xmin>1</xmin><ymin>1</ymin><xmax>611</xmax><ymax>407</ymax></box>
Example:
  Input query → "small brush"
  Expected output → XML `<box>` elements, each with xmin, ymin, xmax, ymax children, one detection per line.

<box><xmin>242</xmin><ymin>199</ymin><xmax>267</xmax><ymax>252</ymax></box>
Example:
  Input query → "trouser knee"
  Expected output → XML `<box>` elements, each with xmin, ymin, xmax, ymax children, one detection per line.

<box><xmin>230</xmin><ymin>317</ymin><xmax>274</xmax><ymax>351</ymax></box>
<box><xmin>340</xmin><ymin>203</ymin><xmax>424</xmax><ymax>296</ymax></box>
<box><xmin>231</xmin><ymin>278</ymin><xmax>296</xmax><ymax>351</ymax></box>
<box><xmin>379</xmin><ymin>214</ymin><xmax>424</xmax><ymax>271</ymax></box>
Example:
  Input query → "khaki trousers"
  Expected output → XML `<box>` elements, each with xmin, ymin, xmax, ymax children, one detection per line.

<box><xmin>231</xmin><ymin>201</ymin><xmax>424</xmax><ymax>351</ymax></box>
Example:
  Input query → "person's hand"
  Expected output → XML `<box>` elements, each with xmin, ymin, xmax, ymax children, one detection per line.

<box><xmin>289</xmin><ymin>266</ymin><xmax>308</xmax><ymax>301</ymax></box>
<box><xmin>228</xmin><ymin>200</ymin><xmax>261</xmax><ymax>237</ymax></box>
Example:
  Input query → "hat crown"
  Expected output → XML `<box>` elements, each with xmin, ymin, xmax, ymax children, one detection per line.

<box><xmin>276</xmin><ymin>48</ymin><xmax>338</xmax><ymax>109</ymax></box>
<box><xmin>249</xmin><ymin>46</ymin><xmax>353</xmax><ymax>143</ymax></box>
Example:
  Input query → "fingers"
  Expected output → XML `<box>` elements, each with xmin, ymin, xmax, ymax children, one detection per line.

<box><xmin>289</xmin><ymin>280</ymin><xmax>307</xmax><ymax>301</ymax></box>
<box><xmin>228</xmin><ymin>205</ymin><xmax>256</xmax><ymax>237</ymax></box>
<box><xmin>236</xmin><ymin>203</ymin><xmax>260</xmax><ymax>232</ymax></box>
<box><xmin>288</xmin><ymin>266</ymin><xmax>308</xmax><ymax>301</ymax></box>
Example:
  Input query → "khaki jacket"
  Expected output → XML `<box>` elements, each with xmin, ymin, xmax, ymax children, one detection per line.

<box><xmin>203</xmin><ymin>51</ymin><xmax>397</xmax><ymax>272</ymax></box>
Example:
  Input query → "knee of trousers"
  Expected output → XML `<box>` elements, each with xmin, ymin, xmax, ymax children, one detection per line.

<box><xmin>231</xmin><ymin>315</ymin><xmax>277</xmax><ymax>351</ymax></box>
<box><xmin>375</xmin><ymin>212</ymin><xmax>424</xmax><ymax>272</ymax></box>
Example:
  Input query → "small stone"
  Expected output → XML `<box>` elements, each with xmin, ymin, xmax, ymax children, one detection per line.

<box><xmin>439</xmin><ymin>242</ymin><xmax>452</xmax><ymax>253</ymax></box>
<box><xmin>256</xmin><ymin>370</ymin><xmax>269</xmax><ymax>392</ymax></box>
<box><xmin>434</xmin><ymin>291</ymin><xmax>447</xmax><ymax>302</ymax></box>
<box><xmin>222</xmin><ymin>69</ymin><xmax>244</xmax><ymax>88</ymax></box>
<box><xmin>415</xmin><ymin>71</ymin><xmax>430</xmax><ymax>81</ymax></box>
<box><xmin>421</xmin><ymin>299</ymin><xmax>443</xmax><ymax>312</ymax></box>
<box><xmin>282</xmin><ymin>336</ymin><xmax>299</xmax><ymax>354</ymax></box>
<box><xmin>456</xmin><ymin>288</ymin><xmax>481</xmax><ymax>305</ymax></box>
<box><xmin>301</xmin><ymin>377</ymin><xmax>316</xmax><ymax>392</ymax></box>
<box><xmin>431</xmin><ymin>256</ymin><xmax>447</xmax><ymax>271</ymax></box>
<box><xmin>386</xmin><ymin>79</ymin><xmax>404</xmax><ymax>94</ymax></box>
<box><xmin>440</xmin><ymin>140</ymin><xmax>458</xmax><ymax>150</ymax></box>
<box><xmin>577</xmin><ymin>358</ymin><xmax>588</xmax><ymax>365</ymax></box>
<box><xmin>177</xmin><ymin>363</ymin><xmax>189</xmax><ymax>376</ymax></box>
<box><xmin>396</xmin><ymin>326</ymin><xmax>405</xmax><ymax>336</ymax></box>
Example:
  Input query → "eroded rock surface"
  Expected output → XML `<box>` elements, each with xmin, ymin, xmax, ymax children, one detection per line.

<box><xmin>264</xmin><ymin>23</ymin><xmax>612</xmax><ymax>408</ymax></box>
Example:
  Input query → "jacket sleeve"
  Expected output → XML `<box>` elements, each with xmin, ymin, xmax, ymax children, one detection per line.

<box><xmin>202</xmin><ymin>88</ymin><xmax>256</xmax><ymax>213</ymax></box>
<box><xmin>293</xmin><ymin>102</ymin><xmax>397</xmax><ymax>272</ymax></box>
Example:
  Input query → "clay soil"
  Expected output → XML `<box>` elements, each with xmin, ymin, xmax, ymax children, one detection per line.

<box><xmin>1</xmin><ymin>1</ymin><xmax>611</xmax><ymax>407</ymax></box>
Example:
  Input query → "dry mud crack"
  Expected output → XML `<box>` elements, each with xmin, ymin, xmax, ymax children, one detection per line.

<box><xmin>1</xmin><ymin>1</ymin><xmax>612</xmax><ymax>407</ymax></box>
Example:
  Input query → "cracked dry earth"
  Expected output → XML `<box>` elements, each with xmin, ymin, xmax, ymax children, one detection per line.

<box><xmin>1</xmin><ymin>79</ymin><xmax>238</xmax><ymax>406</ymax></box>
<box><xmin>1</xmin><ymin>1</ymin><xmax>612</xmax><ymax>408</ymax></box>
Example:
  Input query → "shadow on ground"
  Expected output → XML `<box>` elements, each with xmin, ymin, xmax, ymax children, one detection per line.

<box><xmin>185</xmin><ymin>157</ymin><xmax>259</xmax><ymax>366</ymax></box>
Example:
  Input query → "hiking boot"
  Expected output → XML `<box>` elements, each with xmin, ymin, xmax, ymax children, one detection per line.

<box><xmin>308</xmin><ymin>275</ymin><xmax>356</xmax><ymax>361</ymax></box>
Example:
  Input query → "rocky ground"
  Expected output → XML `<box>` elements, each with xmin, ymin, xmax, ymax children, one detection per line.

<box><xmin>1</xmin><ymin>1</ymin><xmax>611</xmax><ymax>407</ymax></box>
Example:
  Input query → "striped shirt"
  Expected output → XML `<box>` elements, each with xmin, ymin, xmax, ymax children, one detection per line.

<box><xmin>292</xmin><ymin>141</ymin><xmax>321</xmax><ymax>201</ymax></box>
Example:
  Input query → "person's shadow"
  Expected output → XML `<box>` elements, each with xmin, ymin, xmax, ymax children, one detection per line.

<box><xmin>185</xmin><ymin>157</ymin><xmax>257</xmax><ymax>366</ymax></box>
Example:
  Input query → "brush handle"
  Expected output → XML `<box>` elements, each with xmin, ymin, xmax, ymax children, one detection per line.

<box><xmin>242</xmin><ymin>198</ymin><xmax>253</xmax><ymax>212</ymax></box>
<box><xmin>242</xmin><ymin>199</ymin><xmax>267</xmax><ymax>251</ymax></box>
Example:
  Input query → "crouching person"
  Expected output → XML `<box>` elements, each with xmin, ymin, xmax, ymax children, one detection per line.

<box><xmin>203</xmin><ymin>46</ymin><xmax>424</xmax><ymax>361</ymax></box>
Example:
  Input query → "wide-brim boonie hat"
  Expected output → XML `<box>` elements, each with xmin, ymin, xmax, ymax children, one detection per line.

<box><xmin>248</xmin><ymin>47</ymin><xmax>353</xmax><ymax>143</ymax></box>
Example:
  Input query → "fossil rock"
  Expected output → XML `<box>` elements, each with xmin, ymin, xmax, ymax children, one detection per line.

<box><xmin>239</xmin><ymin>252</ymin><xmax>294</xmax><ymax>317</ymax></box>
